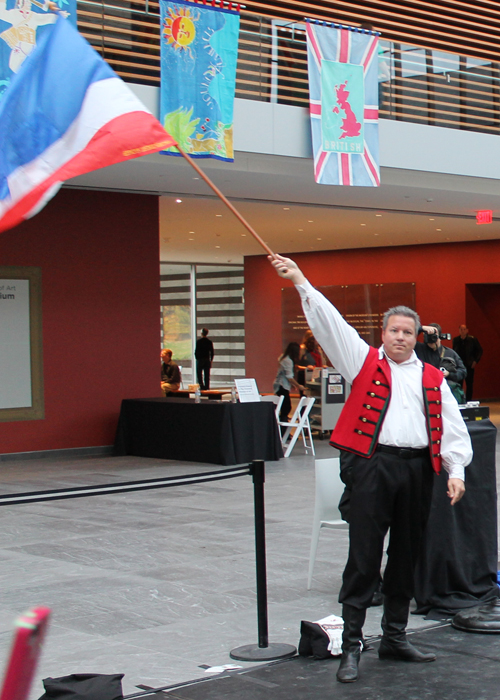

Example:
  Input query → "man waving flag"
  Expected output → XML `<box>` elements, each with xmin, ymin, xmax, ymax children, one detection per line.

<box><xmin>0</xmin><ymin>15</ymin><xmax>177</xmax><ymax>234</ymax></box>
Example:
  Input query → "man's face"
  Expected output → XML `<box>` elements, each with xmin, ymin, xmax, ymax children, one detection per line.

<box><xmin>161</xmin><ymin>351</ymin><xmax>172</xmax><ymax>363</ymax></box>
<box><xmin>459</xmin><ymin>325</ymin><xmax>468</xmax><ymax>339</ymax></box>
<box><xmin>381</xmin><ymin>314</ymin><xmax>417</xmax><ymax>364</ymax></box>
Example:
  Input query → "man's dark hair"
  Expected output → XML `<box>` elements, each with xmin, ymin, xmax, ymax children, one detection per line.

<box><xmin>201</xmin><ymin>328</ymin><xmax>209</xmax><ymax>336</ymax></box>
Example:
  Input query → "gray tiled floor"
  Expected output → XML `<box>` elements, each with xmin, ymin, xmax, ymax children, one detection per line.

<box><xmin>0</xmin><ymin>417</ymin><xmax>498</xmax><ymax>699</ymax></box>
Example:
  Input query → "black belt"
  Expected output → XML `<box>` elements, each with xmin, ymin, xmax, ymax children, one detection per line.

<box><xmin>376</xmin><ymin>444</ymin><xmax>428</xmax><ymax>459</ymax></box>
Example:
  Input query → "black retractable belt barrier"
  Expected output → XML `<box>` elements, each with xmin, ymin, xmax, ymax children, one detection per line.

<box><xmin>230</xmin><ymin>460</ymin><xmax>297</xmax><ymax>662</ymax></box>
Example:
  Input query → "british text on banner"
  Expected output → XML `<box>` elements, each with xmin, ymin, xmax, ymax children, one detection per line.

<box><xmin>306</xmin><ymin>20</ymin><xmax>380</xmax><ymax>187</ymax></box>
<box><xmin>0</xmin><ymin>0</ymin><xmax>77</xmax><ymax>100</ymax></box>
<box><xmin>160</xmin><ymin>0</ymin><xmax>239</xmax><ymax>162</ymax></box>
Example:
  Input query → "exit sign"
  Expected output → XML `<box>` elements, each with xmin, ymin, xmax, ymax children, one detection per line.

<box><xmin>476</xmin><ymin>210</ymin><xmax>493</xmax><ymax>224</ymax></box>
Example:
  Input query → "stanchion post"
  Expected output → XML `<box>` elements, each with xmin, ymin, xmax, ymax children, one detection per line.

<box><xmin>251</xmin><ymin>459</ymin><xmax>268</xmax><ymax>648</ymax></box>
<box><xmin>230</xmin><ymin>460</ymin><xmax>297</xmax><ymax>662</ymax></box>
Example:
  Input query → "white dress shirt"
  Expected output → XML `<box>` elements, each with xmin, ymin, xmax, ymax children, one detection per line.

<box><xmin>296</xmin><ymin>280</ymin><xmax>472</xmax><ymax>480</ymax></box>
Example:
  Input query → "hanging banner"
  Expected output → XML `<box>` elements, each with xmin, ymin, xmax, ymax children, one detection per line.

<box><xmin>160</xmin><ymin>0</ymin><xmax>239</xmax><ymax>161</ymax></box>
<box><xmin>306</xmin><ymin>20</ymin><xmax>380</xmax><ymax>187</ymax></box>
<box><xmin>0</xmin><ymin>0</ymin><xmax>76</xmax><ymax>100</ymax></box>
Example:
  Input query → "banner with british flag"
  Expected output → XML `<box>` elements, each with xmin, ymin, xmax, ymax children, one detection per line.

<box><xmin>306</xmin><ymin>20</ymin><xmax>380</xmax><ymax>187</ymax></box>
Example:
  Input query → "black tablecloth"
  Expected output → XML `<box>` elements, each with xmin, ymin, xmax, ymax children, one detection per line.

<box><xmin>114</xmin><ymin>397</ymin><xmax>283</xmax><ymax>465</ymax></box>
<box><xmin>414</xmin><ymin>419</ymin><xmax>499</xmax><ymax>614</ymax></box>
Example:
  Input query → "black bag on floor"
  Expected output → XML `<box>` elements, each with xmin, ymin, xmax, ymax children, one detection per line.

<box><xmin>298</xmin><ymin>616</ymin><xmax>343</xmax><ymax>659</ymax></box>
<box><xmin>38</xmin><ymin>674</ymin><xmax>124</xmax><ymax>700</ymax></box>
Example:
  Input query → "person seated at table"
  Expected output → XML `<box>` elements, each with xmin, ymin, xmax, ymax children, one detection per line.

<box><xmin>161</xmin><ymin>348</ymin><xmax>181</xmax><ymax>395</ymax></box>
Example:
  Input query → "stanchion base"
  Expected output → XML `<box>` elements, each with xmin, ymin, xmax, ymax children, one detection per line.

<box><xmin>230</xmin><ymin>643</ymin><xmax>297</xmax><ymax>661</ymax></box>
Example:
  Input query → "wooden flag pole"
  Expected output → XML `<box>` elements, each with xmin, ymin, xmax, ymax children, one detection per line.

<box><xmin>175</xmin><ymin>144</ymin><xmax>275</xmax><ymax>258</ymax></box>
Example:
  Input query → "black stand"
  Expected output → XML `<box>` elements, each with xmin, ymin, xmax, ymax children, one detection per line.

<box><xmin>230</xmin><ymin>460</ymin><xmax>297</xmax><ymax>661</ymax></box>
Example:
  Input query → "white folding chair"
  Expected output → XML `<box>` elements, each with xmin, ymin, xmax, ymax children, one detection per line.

<box><xmin>279</xmin><ymin>396</ymin><xmax>316</xmax><ymax>458</ymax></box>
<box><xmin>260</xmin><ymin>394</ymin><xmax>284</xmax><ymax>424</ymax></box>
<box><xmin>307</xmin><ymin>457</ymin><xmax>346</xmax><ymax>589</ymax></box>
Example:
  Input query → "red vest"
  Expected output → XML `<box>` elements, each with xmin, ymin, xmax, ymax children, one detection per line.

<box><xmin>330</xmin><ymin>347</ymin><xmax>444</xmax><ymax>474</ymax></box>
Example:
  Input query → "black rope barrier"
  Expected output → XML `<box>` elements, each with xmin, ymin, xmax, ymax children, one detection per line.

<box><xmin>0</xmin><ymin>466</ymin><xmax>250</xmax><ymax>506</ymax></box>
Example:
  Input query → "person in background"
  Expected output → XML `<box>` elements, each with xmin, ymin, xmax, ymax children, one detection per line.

<box><xmin>297</xmin><ymin>331</ymin><xmax>323</xmax><ymax>390</ymax></box>
<box><xmin>273</xmin><ymin>341</ymin><xmax>304</xmax><ymax>424</ymax></box>
<box><xmin>453</xmin><ymin>325</ymin><xmax>483</xmax><ymax>402</ymax></box>
<box><xmin>195</xmin><ymin>328</ymin><xmax>215</xmax><ymax>390</ymax></box>
<box><xmin>415</xmin><ymin>323</ymin><xmax>467</xmax><ymax>403</ymax></box>
<box><xmin>161</xmin><ymin>348</ymin><xmax>181</xmax><ymax>395</ymax></box>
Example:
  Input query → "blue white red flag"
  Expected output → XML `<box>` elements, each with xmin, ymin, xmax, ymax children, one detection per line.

<box><xmin>0</xmin><ymin>16</ymin><xmax>176</xmax><ymax>234</ymax></box>
<box><xmin>306</xmin><ymin>20</ymin><xmax>380</xmax><ymax>187</ymax></box>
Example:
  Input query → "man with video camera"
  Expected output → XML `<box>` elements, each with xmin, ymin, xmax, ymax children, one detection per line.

<box><xmin>415</xmin><ymin>324</ymin><xmax>467</xmax><ymax>403</ymax></box>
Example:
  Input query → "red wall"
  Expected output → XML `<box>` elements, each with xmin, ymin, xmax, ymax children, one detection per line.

<box><xmin>245</xmin><ymin>240</ymin><xmax>500</xmax><ymax>399</ymax></box>
<box><xmin>0</xmin><ymin>189</ymin><xmax>160</xmax><ymax>454</ymax></box>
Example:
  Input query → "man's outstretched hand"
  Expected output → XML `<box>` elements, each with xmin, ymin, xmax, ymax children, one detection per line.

<box><xmin>268</xmin><ymin>254</ymin><xmax>306</xmax><ymax>286</ymax></box>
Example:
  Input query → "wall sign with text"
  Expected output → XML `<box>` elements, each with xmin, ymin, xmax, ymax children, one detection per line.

<box><xmin>0</xmin><ymin>267</ymin><xmax>43</xmax><ymax>422</ymax></box>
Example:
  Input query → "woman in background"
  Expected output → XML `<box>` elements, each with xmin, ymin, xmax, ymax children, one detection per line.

<box><xmin>273</xmin><ymin>342</ymin><xmax>304</xmax><ymax>424</ymax></box>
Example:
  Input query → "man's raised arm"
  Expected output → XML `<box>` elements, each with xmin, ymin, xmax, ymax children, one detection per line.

<box><xmin>268</xmin><ymin>254</ymin><xmax>369</xmax><ymax>383</ymax></box>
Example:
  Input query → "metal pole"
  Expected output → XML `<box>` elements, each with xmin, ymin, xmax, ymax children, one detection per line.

<box><xmin>230</xmin><ymin>461</ymin><xmax>296</xmax><ymax>661</ymax></box>
<box><xmin>252</xmin><ymin>459</ymin><xmax>269</xmax><ymax>647</ymax></box>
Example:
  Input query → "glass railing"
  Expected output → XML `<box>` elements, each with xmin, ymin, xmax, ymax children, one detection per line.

<box><xmin>77</xmin><ymin>1</ymin><xmax>500</xmax><ymax>135</ymax></box>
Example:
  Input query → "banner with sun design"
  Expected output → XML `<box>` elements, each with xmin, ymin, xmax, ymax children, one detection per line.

<box><xmin>160</xmin><ymin>0</ymin><xmax>239</xmax><ymax>161</ymax></box>
<box><xmin>0</xmin><ymin>0</ymin><xmax>76</xmax><ymax>100</ymax></box>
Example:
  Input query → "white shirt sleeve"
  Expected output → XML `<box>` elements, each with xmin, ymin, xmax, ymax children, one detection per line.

<box><xmin>439</xmin><ymin>378</ymin><xmax>473</xmax><ymax>481</ymax></box>
<box><xmin>295</xmin><ymin>280</ymin><xmax>369</xmax><ymax>384</ymax></box>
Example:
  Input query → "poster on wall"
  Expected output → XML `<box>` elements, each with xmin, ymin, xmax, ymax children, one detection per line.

<box><xmin>0</xmin><ymin>0</ymin><xmax>77</xmax><ymax>101</ymax></box>
<box><xmin>282</xmin><ymin>282</ymin><xmax>416</xmax><ymax>348</ymax></box>
<box><xmin>0</xmin><ymin>278</ymin><xmax>32</xmax><ymax>409</ymax></box>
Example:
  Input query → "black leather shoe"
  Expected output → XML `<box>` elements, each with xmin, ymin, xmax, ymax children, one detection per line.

<box><xmin>337</xmin><ymin>648</ymin><xmax>361</xmax><ymax>682</ymax></box>
<box><xmin>378</xmin><ymin>638</ymin><xmax>436</xmax><ymax>662</ymax></box>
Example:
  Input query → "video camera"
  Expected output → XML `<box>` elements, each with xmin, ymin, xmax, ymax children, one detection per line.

<box><xmin>420</xmin><ymin>329</ymin><xmax>452</xmax><ymax>344</ymax></box>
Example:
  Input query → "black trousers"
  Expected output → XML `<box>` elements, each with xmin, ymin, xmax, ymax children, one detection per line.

<box><xmin>196</xmin><ymin>359</ymin><xmax>211</xmax><ymax>390</ymax></box>
<box><xmin>464</xmin><ymin>366</ymin><xmax>475</xmax><ymax>402</ymax></box>
<box><xmin>275</xmin><ymin>387</ymin><xmax>291</xmax><ymax>423</ymax></box>
<box><xmin>338</xmin><ymin>448</ymin><xmax>434</xmax><ymax>610</ymax></box>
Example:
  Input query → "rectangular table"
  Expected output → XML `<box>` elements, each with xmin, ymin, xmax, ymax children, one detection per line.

<box><xmin>114</xmin><ymin>397</ymin><xmax>283</xmax><ymax>465</ymax></box>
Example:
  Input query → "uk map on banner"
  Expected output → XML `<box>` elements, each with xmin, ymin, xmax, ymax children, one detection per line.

<box><xmin>306</xmin><ymin>20</ymin><xmax>380</xmax><ymax>187</ymax></box>
<box><xmin>160</xmin><ymin>0</ymin><xmax>239</xmax><ymax>161</ymax></box>
<box><xmin>0</xmin><ymin>0</ymin><xmax>77</xmax><ymax>100</ymax></box>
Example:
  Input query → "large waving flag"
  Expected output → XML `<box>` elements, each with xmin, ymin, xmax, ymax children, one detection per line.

<box><xmin>0</xmin><ymin>16</ymin><xmax>177</xmax><ymax>234</ymax></box>
<box><xmin>306</xmin><ymin>20</ymin><xmax>380</xmax><ymax>187</ymax></box>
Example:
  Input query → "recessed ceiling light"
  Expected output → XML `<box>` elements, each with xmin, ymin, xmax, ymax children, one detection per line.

<box><xmin>360</xmin><ymin>223</ymin><xmax>366</xmax><ymax>226</ymax></box>
<box><xmin>193</xmin><ymin>177</ymin><xmax>199</xmax><ymax>180</ymax></box>
<box><xmin>436</xmin><ymin>228</ymin><xmax>442</xmax><ymax>231</ymax></box>
<box><xmin>298</xmin><ymin>229</ymin><xmax>303</xmax><ymax>232</ymax></box>
<box><xmin>189</xmin><ymin>231</ymin><xmax>195</xmax><ymax>234</ymax></box>
<box><xmin>308</xmin><ymin>220</ymin><xmax>314</xmax><ymax>223</ymax></box>
<box><xmin>374</xmin><ymin>233</ymin><xmax>379</xmax><ymax>236</ymax></box>
<box><xmin>215</xmin><ymin>245</ymin><xmax>221</xmax><ymax>248</ymax></box>
<box><xmin>176</xmin><ymin>199</ymin><xmax>182</xmax><ymax>203</ymax></box>
<box><xmin>317</xmin><ymin>238</ymin><xmax>322</xmax><ymax>241</ymax></box>
<box><xmin>216</xmin><ymin>214</ymin><xmax>222</xmax><ymax>217</ymax></box>
<box><xmin>241</xmin><ymin>234</ymin><xmax>247</xmax><ymax>237</ymax></box>
<box><xmin>283</xmin><ymin>207</ymin><xmax>290</xmax><ymax>210</ymax></box>
<box><xmin>188</xmin><ymin>238</ymin><xmax>194</xmax><ymax>241</ymax></box>
<box><xmin>429</xmin><ymin>218</ymin><xmax>435</xmax><ymax>221</ymax></box>
<box><xmin>375</xmin><ymin>214</ymin><xmax>382</xmax><ymax>217</ymax></box>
